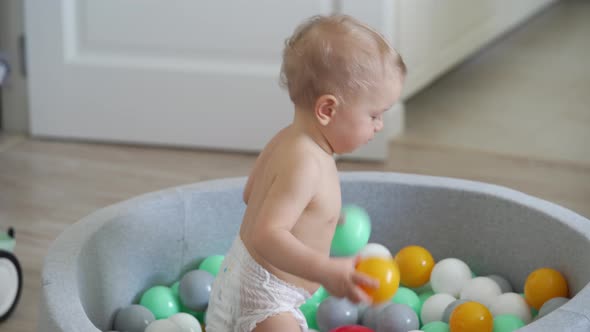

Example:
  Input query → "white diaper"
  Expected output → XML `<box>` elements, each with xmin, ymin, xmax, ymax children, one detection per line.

<box><xmin>206</xmin><ymin>237</ymin><xmax>312</xmax><ymax>332</ymax></box>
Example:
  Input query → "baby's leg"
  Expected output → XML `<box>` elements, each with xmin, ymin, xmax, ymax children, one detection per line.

<box><xmin>252</xmin><ymin>312</ymin><xmax>304</xmax><ymax>332</ymax></box>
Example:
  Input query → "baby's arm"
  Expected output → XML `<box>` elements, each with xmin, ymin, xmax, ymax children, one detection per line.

<box><xmin>250</xmin><ymin>156</ymin><xmax>376</xmax><ymax>302</ymax></box>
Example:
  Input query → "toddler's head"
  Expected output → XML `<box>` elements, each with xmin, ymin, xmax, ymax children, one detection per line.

<box><xmin>280</xmin><ymin>15</ymin><xmax>406</xmax><ymax>111</ymax></box>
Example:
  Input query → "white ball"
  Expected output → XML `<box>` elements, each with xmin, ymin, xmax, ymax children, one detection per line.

<box><xmin>145</xmin><ymin>319</ymin><xmax>183</xmax><ymax>332</ymax></box>
<box><xmin>169</xmin><ymin>313</ymin><xmax>202</xmax><ymax>332</ymax></box>
<box><xmin>430</xmin><ymin>258</ymin><xmax>472</xmax><ymax>297</ymax></box>
<box><xmin>490</xmin><ymin>292</ymin><xmax>532</xmax><ymax>323</ymax></box>
<box><xmin>460</xmin><ymin>277</ymin><xmax>502</xmax><ymax>308</ymax></box>
<box><xmin>359</xmin><ymin>243</ymin><xmax>392</xmax><ymax>259</ymax></box>
<box><xmin>420</xmin><ymin>293</ymin><xmax>456</xmax><ymax>324</ymax></box>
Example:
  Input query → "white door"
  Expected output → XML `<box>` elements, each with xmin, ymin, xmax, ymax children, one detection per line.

<box><xmin>25</xmin><ymin>0</ymin><xmax>397</xmax><ymax>159</ymax></box>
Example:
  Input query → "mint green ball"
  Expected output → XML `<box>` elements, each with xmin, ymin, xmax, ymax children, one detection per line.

<box><xmin>422</xmin><ymin>321</ymin><xmax>450</xmax><ymax>332</ymax></box>
<box><xmin>194</xmin><ymin>310</ymin><xmax>206</xmax><ymax>325</ymax></box>
<box><xmin>392</xmin><ymin>287</ymin><xmax>421</xmax><ymax>316</ymax></box>
<box><xmin>300</xmin><ymin>301</ymin><xmax>320</xmax><ymax>329</ymax></box>
<box><xmin>331</xmin><ymin>205</ymin><xmax>371</xmax><ymax>257</ymax></box>
<box><xmin>300</xmin><ymin>286</ymin><xmax>329</xmax><ymax>329</ymax></box>
<box><xmin>139</xmin><ymin>286</ymin><xmax>180</xmax><ymax>319</ymax></box>
<box><xmin>198</xmin><ymin>255</ymin><xmax>225</xmax><ymax>276</ymax></box>
<box><xmin>493</xmin><ymin>314</ymin><xmax>525</xmax><ymax>332</ymax></box>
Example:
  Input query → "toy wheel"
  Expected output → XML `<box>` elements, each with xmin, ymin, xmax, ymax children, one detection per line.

<box><xmin>0</xmin><ymin>250</ymin><xmax>22</xmax><ymax>321</ymax></box>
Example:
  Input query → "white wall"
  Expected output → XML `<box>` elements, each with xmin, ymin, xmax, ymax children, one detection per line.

<box><xmin>0</xmin><ymin>0</ymin><xmax>29</xmax><ymax>133</ymax></box>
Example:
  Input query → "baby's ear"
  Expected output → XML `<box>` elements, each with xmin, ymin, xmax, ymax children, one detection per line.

<box><xmin>314</xmin><ymin>94</ymin><xmax>339</xmax><ymax>126</ymax></box>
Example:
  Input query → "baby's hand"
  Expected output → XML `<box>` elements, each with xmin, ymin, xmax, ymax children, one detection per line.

<box><xmin>320</xmin><ymin>256</ymin><xmax>379</xmax><ymax>304</ymax></box>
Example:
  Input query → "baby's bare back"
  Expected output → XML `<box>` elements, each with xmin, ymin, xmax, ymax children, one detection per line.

<box><xmin>240</xmin><ymin>126</ymin><xmax>342</xmax><ymax>293</ymax></box>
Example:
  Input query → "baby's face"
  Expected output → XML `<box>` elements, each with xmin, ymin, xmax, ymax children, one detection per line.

<box><xmin>328</xmin><ymin>77</ymin><xmax>403</xmax><ymax>154</ymax></box>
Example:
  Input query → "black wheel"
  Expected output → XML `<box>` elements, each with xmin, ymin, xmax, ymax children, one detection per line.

<box><xmin>0</xmin><ymin>250</ymin><xmax>22</xmax><ymax>322</ymax></box>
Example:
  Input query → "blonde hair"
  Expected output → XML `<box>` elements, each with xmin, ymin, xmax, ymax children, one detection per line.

<box><xmin>280</xmin><ymin>15</ymin><xmax>406</xmax><ymax>110</ymax></box>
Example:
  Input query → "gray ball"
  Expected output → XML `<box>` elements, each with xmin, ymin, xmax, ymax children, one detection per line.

<box><xmin>376</xmin><ymin>303</ymin><xmax>419</xmax><ymax>332</ymax></box>
<box><xmin>112</xmin><ymin>304</ymin><xmax>155</xmax><ymax>332</ymax></box>
<box><xmin>360</xmin><ymin>303</ymin><xmax>388</xmax><ymax>330</ymax></box>
<box><xmin>537</xmin><ymin>297</ymin><xmax>569</xmax><ymax>319</ymax></box>
<box><xmin>487</xmin><ymin>274</ymin><xmax>513</xmax><ymax>293</ymax></box>
<box><xmin>317</xmin><ymin>297</ymin><xmax>358</xmax><ymax>332</ymax></box>
<box><xmin>179</xmin><ymin>270</ymin><xmax>215</xmax><ymax>311</ymax></box>
<box><xmin>442</xmin><ymin>299</ymin><xmax>469</xmax><ymax>323</ymax></box>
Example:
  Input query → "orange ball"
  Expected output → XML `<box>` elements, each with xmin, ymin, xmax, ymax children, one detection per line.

<box><xmin>394</xmin><ymin>245</ymin><xmax>435</xmax><ymax>288</ymax></box>
<box><xmin>449</xmin><ymin>301</ymin><xmax>493</xmax><ymax>332</ymax></box>
<box><xmin>524</xmin><ymin>267</ymin><xmax>569</xmax><ymax>310</ymax></box>
<box><xmin>355</xmin><ymin>257</ymin><xmax>400</xmax><ymax>304</ymax></box>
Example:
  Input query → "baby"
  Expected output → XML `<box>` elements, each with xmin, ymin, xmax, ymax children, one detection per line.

<box><xmin>206</xmin><ymin>14</ymin><xmax>406</xmax><ymax>332</ymax></box>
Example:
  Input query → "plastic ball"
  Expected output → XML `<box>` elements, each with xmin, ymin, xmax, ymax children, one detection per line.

<box><xmin>422</xmin><ymin>321</ymin><xmax>450</xmax><ymax>332</ymax></box>
<box><xmin>486</xmin><ymin>275</ymin><xmax>513</xmax><ymax>293</ymax></box>
<box><xmin>179</xmin><ymin>270</ymin><xmax>215</xmax><ymax>312</ymax></box>
<box><xmin>171</xmin><ymin>281</ymin><xmax>203</xmax><ymax>318</ymax></box>
<box><xmin>112</xmin><ymin>304</ymin><xmax>155</xmax><ymax>332</ymax></box>
<box><xmin>376</xmin><ymin>303</ymin><xmax>420</xmax><ymax>332</ymax></box>
<box><xmin>412</xmin><ymin>281</ymin><xmax>433</xmax><ymax>295</ymax></box>
<box><xmin>360</xmin><ymin>303</ymin><xmax>388</xmax><ymax>330</ymax></box>
<box><xmin>392</xmin><ymin>287</ymin><xmax>421</xmax><ymax>316</ymax></box>
<box><xmin>537</xmin><ymin>297</ymin><xmax>569</xmax><ymax>319</ymax></box>
<box><xmin>330</xmin><ymin>325</ymin><xmax>375</xmax><ymax>332</ymax></box>
<box><xmin>489</xmin><ymin>292</ymin><xmax>532</xmax><ymax>323</ymax></box>
<box><xmin>459</xmin><ymin>277</ymin><xmax>502</xmax><ymax>308</ymax></box>
<box><xmin>198</xmin><ymin>255</ymin><xmax>225</xmax><ymax>277</ymax></box>
<box><xmin>360</xmin><ymin>243</ymin><xmax>392</xmax><ymax>260</ymax></box>
<box><xmin>524</xmin><ymin>268</ymin><xmax>569</xmax><ymax>310</ymax></box>
<box><xmin>331</xmin><ymin>205</ymin><xmax>371</xmax><ymax>257</ymax></box>
<box><xmin>394</xmin><ymin>245</ymin><xmax>435</xmax><ymax>288</ymax></box>
<box><xmin>441</xmin><ymin>299</ymin><xmax>469</xmax><ymax>323</ymax></box>
<box><xmin>355</xmin><ymin>257</ymin><xmax>400</xmax><ymax>304</ymax></box>
<box><xmin>145</xmin><ymin>319</ymin><xmax>183</xmax><ymax>332</ymax></box>
<box><xmin>317</xmin><ymin>297</ymin><xmax>359</xmax><ymax>332</ymax></box>
<box><xmin>168</xmin><ymin>313</ymin><xmax>202</xmax><ymax>332</ymax></box>
<box><xmin>300</xmin><ymin>286</ymin><xmax>329</xmax><ymax>329</ymax></box>
<box><xmin>448</xmin><ymin>301</ymin><xmax>493</xmax><ymax>332</ymax></box>
<box><xmin>430</xmin><ymin>258</ymin><xmax>472</xmax><ymax>297</ymax></box>
<box><xmin>421</xmin><ymin>293</ymin><xmax>456</xmax><ymax>324</ymax></box>
<box><xmin>492</xmin><ymin>314</ymin><xmax>525</xmax><ymax>332</ymax></box>
<box><xmin>140</xmin><ymin>286</ymin><xmax>181</xmax><ymax>319</ymax></box>
<box><xmin>418</xmin><ymin>290</ymin><xmax>435</xmax><ymax>304</ymax></box>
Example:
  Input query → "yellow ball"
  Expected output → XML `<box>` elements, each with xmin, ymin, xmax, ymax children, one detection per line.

<box><xmin>449</xmin><ymin>301</ymin><xmax>493</xmax><ymax>332</ymax></box>
<box><xmin>356</xmin><ymin>257</ymin><xmax>400</xmax><ymax>304</ymax></box>
<box><xmin>524</xmin><ymin>267</ymin><xmax>569</xmax><ymax>310</ymax></box>
<box><xmin>394</xmin><ymin>245</ymin><xmax>435</xmax><ymax>288</ymax></box>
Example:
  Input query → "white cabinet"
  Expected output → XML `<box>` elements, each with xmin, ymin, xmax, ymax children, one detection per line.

<box><xmin>397</xmin><ymin>0</ymin><xmax>557</xmax><ymax>98</ymax></box>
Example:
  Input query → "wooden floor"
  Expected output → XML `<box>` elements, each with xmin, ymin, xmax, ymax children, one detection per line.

<box><xmin>1</xmin><ymin>134</ymin><xmax>588</xmax><ymax>332</ymax></box>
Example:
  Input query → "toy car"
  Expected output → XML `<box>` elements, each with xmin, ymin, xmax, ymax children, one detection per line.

<box><xmin>0</xmin><ymin>227</ymin><xmax>22</xmax><ymax>322</ymax></box>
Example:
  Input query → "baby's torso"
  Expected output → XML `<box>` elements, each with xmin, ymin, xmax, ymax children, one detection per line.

<box><xmin>240</xmin><ymin>127</ymin><xmax>341</xmax><ymax>294</ymax></box>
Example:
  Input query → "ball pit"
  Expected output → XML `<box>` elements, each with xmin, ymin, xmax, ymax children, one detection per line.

<box><xmin>38</xmin><ymin>173</ymin><xmax>590</xmax><ymax>331</ymax></box>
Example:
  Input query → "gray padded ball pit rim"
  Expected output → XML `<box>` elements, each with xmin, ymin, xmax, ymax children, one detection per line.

<box><xmin>37</xmin><ymin>172</ymin><xmax>590</xmax><ymax>332</ymax></box>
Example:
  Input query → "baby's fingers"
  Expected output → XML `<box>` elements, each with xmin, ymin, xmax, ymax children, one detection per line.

<box><xmin>352</xmin><ymin>271</ymin><xmax>379</xmax><ymax>289</ymax></box>
<box><xmin>350</xmin><ymin>285</ymin><xmax>372</xmax><ymax>304</ymax></box>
